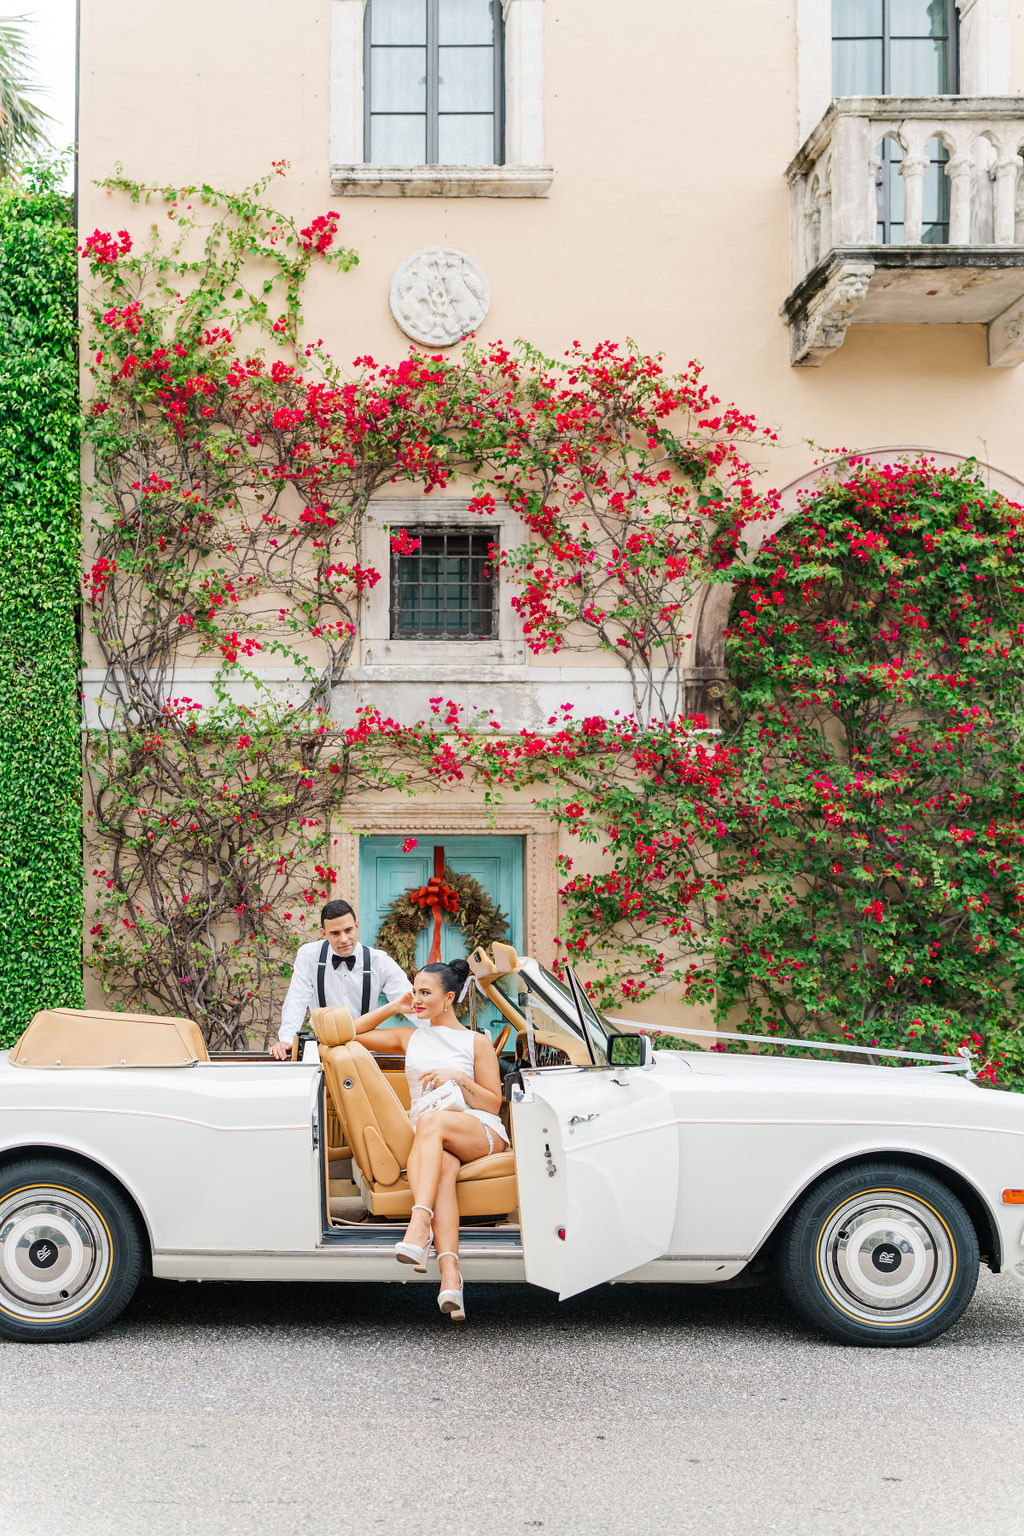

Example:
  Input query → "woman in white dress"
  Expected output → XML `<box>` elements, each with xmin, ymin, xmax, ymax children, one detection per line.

<box><xmin>353</xmin><ymin>956</ymin><xmax>508</xmax><ymax>1321</ymax></box>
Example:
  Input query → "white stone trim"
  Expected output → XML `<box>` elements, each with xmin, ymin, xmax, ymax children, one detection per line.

<box><xmin>797</xmin><ymin>0</ymin><xmax>832</xmax><ymax>147</ymax></box>
<box><xmin>331</xmin><ymin>164</ymin><xmax>552</xmax><ymax>197</ymax></box>
<box><xmin>79</xmin><ymin>665</ymin><xmax>639</xmax><ymax>733</ymax></box>
<box><xmin>959</xmin><ymin>0</ymin><xmax>1010</xmax><ymax>95</ymax></box>
<box><xmin>504</xmin><ymin>0</ymin><xmax>546</xmax><ymax>167</ymax></box>
<box><xmin>796</xmin><ymin>0</ymin><xmax>1011</xmax><ymax>144</ymax></box>
<box><xmin>329</xmin><ymin>0</ymin><xmax>550</xmax><ymax>196</ymax></box>
<box><xmin>360</xmin><ymin>498</ymin><xmax>529</xmax><ymax>668</ymax></box>
<box><xmin>329</xmin><ymin>0</ymin><xmax>366</xmax><ymax>168</ymax></box>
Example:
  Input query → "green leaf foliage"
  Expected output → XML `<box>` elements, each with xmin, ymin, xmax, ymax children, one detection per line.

<box><xmin>0</xmin><ymin>172</ymin><xmax>82</xmax><ymax>1045</ymax></box>
<box><xmin>716</xmin><ymin>458</ymin><xmax>1024</xmax><ymax>1086</ymax></box>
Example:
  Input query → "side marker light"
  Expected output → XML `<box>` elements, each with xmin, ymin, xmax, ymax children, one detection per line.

<box><xmin>1001</xmin><ymin>1189</ymin><xmax>1024</xmax><ymax>1204</ymax></box>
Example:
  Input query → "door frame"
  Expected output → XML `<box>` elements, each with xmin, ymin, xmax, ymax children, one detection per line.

<box><xmin>336</xmin><ymin>807</ymin><xmax>559</xmax><ymax>967</ymax></box>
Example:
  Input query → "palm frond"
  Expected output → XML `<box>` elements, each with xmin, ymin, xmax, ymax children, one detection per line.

<box><xmin>0</xmin><ymin>15</ymin><xmax>53</xmax><ymax>177</ymax></box>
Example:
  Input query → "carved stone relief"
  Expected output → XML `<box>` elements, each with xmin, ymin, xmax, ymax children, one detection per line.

<box><xmin>787</xmin><ymin>258</ymin><xmax>875</xmax><ymax>366</ymax></box>
<box><xmin>389</xmin><ymin>247</ymin><xmax>491</xmax><ymax>347</ymax></box>
<box><xmin>989</xmin><ymin>295</ymin><xmax>1024</xmax><ymax>366</ymax></box>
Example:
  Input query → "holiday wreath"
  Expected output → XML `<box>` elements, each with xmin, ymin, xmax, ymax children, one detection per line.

<box><xmin>374</xmin><ymin>856</ymin><xmax>510</xmax><ymax>984</ymax></box>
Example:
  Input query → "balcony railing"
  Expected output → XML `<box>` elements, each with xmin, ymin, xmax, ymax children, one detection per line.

<box><xmin>782</xmin><ymin>96</ymin><xmax>1024</xmax><ymax>366</ymax></box>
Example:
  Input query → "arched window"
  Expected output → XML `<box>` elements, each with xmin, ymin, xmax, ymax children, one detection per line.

<box><xmin>365</xmin><ymin>0</ymin><xmax>504</xmax><ymax>167</ymax></box>
<box><xmin>833</xmin><ymin>1</ymin><xmax>959</xmax><ymax>244</ymax></box>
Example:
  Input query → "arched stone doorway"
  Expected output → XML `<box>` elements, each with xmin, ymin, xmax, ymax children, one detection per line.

<box><xmin>686</xmin><ymin>447</ymin><xmax>1024</xmax><ymax>725</ymax></box>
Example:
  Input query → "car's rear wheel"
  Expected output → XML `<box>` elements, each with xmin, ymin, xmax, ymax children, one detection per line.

<box><xmin>0</xmin><ymin>1158</ymin><xmax>144</xmax><ymax>1342</ymax></box>
<box><xmin>780</xmin><ymin>1161</ymin><xmax>979</xmax><ymax>1346</ymax></box>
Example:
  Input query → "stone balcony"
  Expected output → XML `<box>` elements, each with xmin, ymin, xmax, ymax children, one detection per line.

<box><xmin>782</xmin><ymin>97</ymin><xmax>1024</xmax><ymax>366</ymax></box>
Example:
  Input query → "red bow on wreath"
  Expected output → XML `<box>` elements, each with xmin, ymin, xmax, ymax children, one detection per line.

<box><xmin>410</xmin><ymin>847</ymin><xmax>458</xmax><ymax>962</ymax></box>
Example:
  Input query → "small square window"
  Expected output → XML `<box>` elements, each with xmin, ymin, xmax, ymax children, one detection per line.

<box><xmin>391</xmin><ymin>526</ymin><xmax>497</xmax><ymax>640</ymax></box>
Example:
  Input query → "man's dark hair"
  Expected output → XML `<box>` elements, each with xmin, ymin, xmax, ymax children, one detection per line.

<box><xmin>321</xmin><ymin>899</ymin><xmax>356</xmax><ymax>925</ymax></box>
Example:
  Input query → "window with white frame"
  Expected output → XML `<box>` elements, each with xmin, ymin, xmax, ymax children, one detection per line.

<box><xmin>360</xmin><ymin>500</ymin><xmax>527</xmax><ymax>666</ymax></box>
<box><xmin>797</xmin><ymin>0</ymin><xmax>1008</xmax><ymax>146</ymax></box>
<box><xmin>830</xmin><ymin>0</ymin><xmax>959</xmax><ymax>245</ymax></box>
<box><xmin>329</xmin><ymin>0</ymin><xmax>551</xmax><ymax>196</ymax></box>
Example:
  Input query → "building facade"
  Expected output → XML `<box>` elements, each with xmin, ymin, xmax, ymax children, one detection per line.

<box><xmin>77</xmin><ymin>0</ymin><xmax>1024</xmax><ymax>1030</ymax></box>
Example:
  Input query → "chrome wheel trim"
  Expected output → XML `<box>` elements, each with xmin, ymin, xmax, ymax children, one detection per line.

<box><xmin>0</xmin><ymin>1187</ymin><xmax>111</xmax><ymax>1321</ymax></box>
<box><xmin>817</xmin><ymin>1191</ymin><xmax>955</xmax><ymax>1325</ymax></box>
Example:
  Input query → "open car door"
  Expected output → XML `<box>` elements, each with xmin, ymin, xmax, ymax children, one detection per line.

<box><xmin>508</xmin><ymin>966</ymin><xmax>680</xmax><ymax>1300</ymax></box>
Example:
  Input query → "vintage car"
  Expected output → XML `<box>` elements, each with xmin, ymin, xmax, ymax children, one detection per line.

<box><xmin>1</xmin><ymin>942</ymin><xmax>1022</xmax><ymax>1347</ymax></box>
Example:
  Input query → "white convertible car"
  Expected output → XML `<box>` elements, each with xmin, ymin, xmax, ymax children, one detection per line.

<box><xmin>1</xmin><ymin>943</ymin><xmax>1022</xmax><ymax>1347</ymax></box>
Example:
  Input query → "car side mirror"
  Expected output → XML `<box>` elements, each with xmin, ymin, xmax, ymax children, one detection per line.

<box><xmin>607</xmin><ymin>1033</ymin><xmax>655</xmax><ymax>1069</ymax></box>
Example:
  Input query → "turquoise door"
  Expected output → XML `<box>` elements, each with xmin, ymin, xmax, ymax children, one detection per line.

<box><xmin>359</xmin><ymin>834</ymin><xmax>524</xmax><ymax>1041</ymax></box>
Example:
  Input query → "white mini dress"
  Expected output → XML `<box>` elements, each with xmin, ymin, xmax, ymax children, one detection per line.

<box><xmin>405</xmin><ymin>1025</ymin><xmax>509</xmax><ymax>1146</ymax></box>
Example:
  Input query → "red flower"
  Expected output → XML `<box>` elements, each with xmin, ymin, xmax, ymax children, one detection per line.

<box><xmin>390</xmin><ymin>529</ymin><xmax>421</xmax><ymax>556</ymax></box>
<box><xmin>299</xmin><ymin>212</ymin><xmax>340</xmax><ymax>255</ymax></box>
<box><xmin>84</xmin><ymin>557</ymin><xmax>116</xmax><ymax>605</ymax></box>
<box><xmin>79</xmin><ymin>228</ymin><xmax>132</xmax><ymax>264</ymax></box>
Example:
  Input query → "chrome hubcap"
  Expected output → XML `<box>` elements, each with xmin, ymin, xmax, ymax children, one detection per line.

<box><xmin>817</xmin><ymin>1191</ymin><xmax>954</xmax><ymax>1324</ymax></box>
<box><xmin>0</xmin><ymin>1188</ymin><xmax>110</xmax><ymax>1321</ymax></box>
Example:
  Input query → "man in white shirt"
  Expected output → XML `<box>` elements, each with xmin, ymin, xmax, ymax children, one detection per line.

<box><xmin>270</xmin><ymin>899</ymin><xmax>414</xmax><ymax>1058</ymax></box>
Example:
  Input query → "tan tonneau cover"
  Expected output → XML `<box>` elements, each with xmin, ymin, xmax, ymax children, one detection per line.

<box><xmin>11</xmin><ymin>1008</ymin><xmax>209</xmax><ymax>1068</ymax></box>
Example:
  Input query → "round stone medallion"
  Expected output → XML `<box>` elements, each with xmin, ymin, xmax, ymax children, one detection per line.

<box><xmin>389</xmin><ymin>246</ymin><xmax>490</xmax><ymax>347</ymax></box>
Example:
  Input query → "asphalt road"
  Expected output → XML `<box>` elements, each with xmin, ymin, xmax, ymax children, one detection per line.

<box><xmin>1</xmin><ymin>1269</ymin><xmax>1022</xmax><ymax>1536</ymax></box>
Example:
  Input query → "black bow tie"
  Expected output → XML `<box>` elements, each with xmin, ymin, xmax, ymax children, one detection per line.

<box><xmin>332</xmin><ymin>952</ymin><xmax>357</xmax><ymax>971</ymax></box>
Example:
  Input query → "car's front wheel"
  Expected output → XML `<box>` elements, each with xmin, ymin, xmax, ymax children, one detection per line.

<box><xmin>0</xmin><ymin>1158</ymin><xmax>144</xmax><ymax>1342</ymax></box>
<box><xmin>780</xmin><ymin>1161</ymin><xmax>979</xmax><ymax>1346</ymax></box>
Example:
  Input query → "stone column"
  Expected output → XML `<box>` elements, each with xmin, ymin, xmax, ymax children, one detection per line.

<box><xmin>946</xmin><ymin>154</ymin><xmax>973</xmax><ymax>244</ymax></box>
<box><xmin>900</xmin><ymin>155</ymin><xmax>930</xmax><ymax>245</ymax></box>
<box><xmin>993</xmin><ymin>154</ymin><xmax>1020</xmax><ymax>245</ymax></box>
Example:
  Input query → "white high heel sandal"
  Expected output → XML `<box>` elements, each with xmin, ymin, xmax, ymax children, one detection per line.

<box><xmin>436</xmin><ymin>1252</ymin><xmax>465</xmax><ymax>1321</ymax></box>
<box><xmin>394</xmin><ymin>1205</ymin><xmax>434</xmax><ymax>1273</ymax></box>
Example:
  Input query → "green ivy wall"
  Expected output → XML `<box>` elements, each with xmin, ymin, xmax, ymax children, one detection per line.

<box><xmin>0</xmin><ymin>172</ymin><xmax>82</xmax><ymax>1045</ymax></box>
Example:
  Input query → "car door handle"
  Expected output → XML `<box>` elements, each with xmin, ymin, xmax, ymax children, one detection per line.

<box><xmin>567</xmin><ymin>1114</ymin><xmax>599</xmax><ymax>1128</ymax></box>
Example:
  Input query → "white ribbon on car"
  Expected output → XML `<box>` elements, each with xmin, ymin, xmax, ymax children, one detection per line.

<box><xmin>461</xmin><ymin>973</ymin><xmax>479</xmax><ymax>1032</ymax></box>
<box><xmin>522</xmin><ymin>987</ymin><xmax>538</xmax><ymax>1069</ymax></box>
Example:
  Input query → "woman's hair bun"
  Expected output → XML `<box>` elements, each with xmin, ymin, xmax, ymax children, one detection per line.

<box><xmin>416</xmin><ymin>954</ymin><xmax>472</xmax><ymax>996</ymax></box>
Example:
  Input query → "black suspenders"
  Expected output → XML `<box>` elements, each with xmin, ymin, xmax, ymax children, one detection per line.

<box><xmin>316</xmin><ymin>940</ymin><xmax>329</xmax><ymax>1009</ymax></box>
<box><xmin>360</xmin><ymin>945</ymin><xmax>372</xmax><ymax>1016</ymax></box>
<box><xmin>315</xmin><ymin>941</ymin><xmax>374</xmax><ymax>1016</ymax></box>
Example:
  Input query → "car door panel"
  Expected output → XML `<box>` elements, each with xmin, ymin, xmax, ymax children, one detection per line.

<box><xmin>511</xmin><ymin>1067</ymin><xmax>680</xmax><ymax>1299</ymax></box>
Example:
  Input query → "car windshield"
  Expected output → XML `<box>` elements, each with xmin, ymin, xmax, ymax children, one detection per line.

<box><xmin>489</xmin><ymin>961</ymin><xmax>613</xmax><ymax>1066</ymax></box>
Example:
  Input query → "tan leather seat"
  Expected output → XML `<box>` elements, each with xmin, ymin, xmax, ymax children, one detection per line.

<box><xmin>312</xmin><ymin>1007</ymin><xmax>517</xmax><ymax>1221</ymax></box>
<box><xmin>323</xmin><ymin>1095</ymin><xmax>351</xmax><ymax>1162</ymax></box>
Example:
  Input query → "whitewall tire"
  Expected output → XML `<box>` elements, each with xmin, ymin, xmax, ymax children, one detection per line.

<box><xmin>0</xmin><ymin>1158</ymin><xmax>144</xmax><ymax>1342</ymax></box>
<box><xmin>781</xmin><ymin>1161</ymin><xmax>979</xmax><ymax>1347</ymax></box>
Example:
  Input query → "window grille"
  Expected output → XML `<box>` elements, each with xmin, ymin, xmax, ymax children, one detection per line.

<box><xmin>832</xmin><ymin>0</ymin><xmax>959</xmax><ymax>245</ymax></box>
<box><xmin>365</xmin><ymin>0</ymin><xmax>504</xmax><ymax>167</ymax></box>
<box><xmin>390</xmin><ymin>527</ymin><xmax>497</xmax><ymax>640</ymax></box>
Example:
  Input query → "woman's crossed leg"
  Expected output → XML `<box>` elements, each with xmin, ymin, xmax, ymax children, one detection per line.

<box><xmin>404</xmin><ymin>1110</ymin><xmax>494</xmax><ymax>1296</ymax></box>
